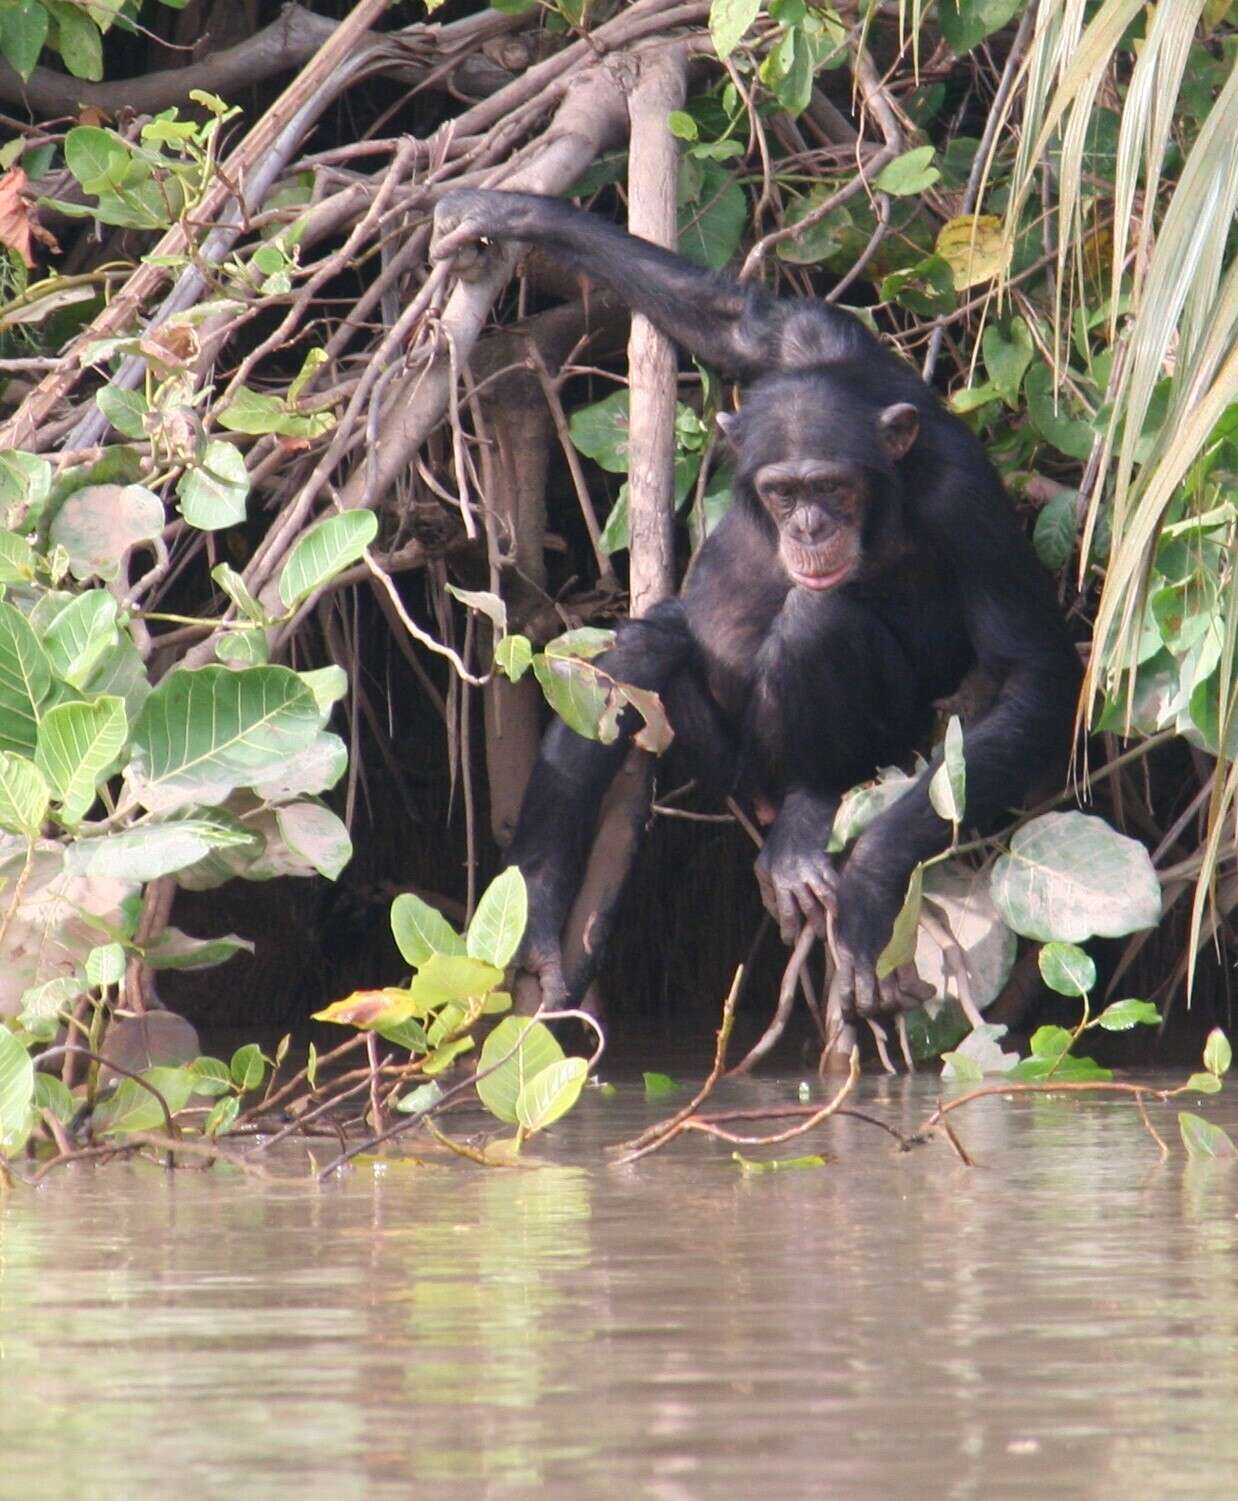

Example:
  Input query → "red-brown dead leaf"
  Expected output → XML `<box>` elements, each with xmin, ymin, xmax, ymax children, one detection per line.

<box><xmin>0</xmin><ymin>168</ymin><xmax>60</xmax><ymax>267</ymax></box>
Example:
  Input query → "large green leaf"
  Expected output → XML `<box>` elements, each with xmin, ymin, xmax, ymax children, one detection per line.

<box><xmin>516</xmin><ymin>1056</ymin><xmax>588</xmax><ymax>1134</ymax></box>
<box><xmin>466</xmin><ymin>867</ymin><xmax>527</xmax><ymax>969</ymax></box>
<box><xmin>42</xmin><ymin>591</ymin><xmax>119</xmax><ymax>688</ymax></box>
<box><xmin>0</xmin><ymin>603</ymin><xmax>54</xmax><ymax>756</ymax></box>
<box><xmin>277</xmin><ymin>511</ymin><xmax>378</xmax><ymax>611</ymax></box>
<box><xmin>274</xmin><ymin>801</ymin><xmax>352</xmax><ymax>881</ymax></box>
<box><xmin>176</xmin><ymin>441</ymin><xmax>250</xmax><ymax>530</ymax></box>
<box><xmin>391</xmin><ymin>891</ymin><xmax>466</xmax><ymax>967</ymax></box>
<box><xmin>709</xmin><ymin>0</ymin><xmax>759</xmax><ymax>59</ymax></box>
<box><xmin>0</xmin><ymin>0</ymin><xmax>49</xmax><ymax>81</ymax></box>
<box><xmin>35</xmin><ymin>696</ymin><xmax>127</xmax><ymax>824</ymax></box>
<box><xmin>0</xmin><ymin>1025</ymin><xmax>35</xmax><ymax>1155</ymax></box>
<box><xmin>990</xmin><ymin>812</ymin><xmax>1162</xmax><ymax>942</ymax></box>
<box><xmin>475</xmin><ymin>1017</ymin><xmax>564</xmax><ymax>1125</ymax></box>
<box><xmin>128</xmin><ymin>665</ymin><xmax>319</xmax><ymax>811</ymax></box>
<box><xmin>66</xmin><ymin>814</ymin><xmax>260</xmax><ymax>882</ymax></box>
<box><xmin>93</xmin><ymin>1066</ymin><xmax>194</xmax><ymax>1136</ymax></box>
<box><xmin>0</xmin><ymin>752</ymin><xmax>50</xmax><ymax>837</ymax></box>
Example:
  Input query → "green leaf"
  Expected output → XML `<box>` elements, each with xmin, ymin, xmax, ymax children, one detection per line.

<box><xmin>145</xmin><ymin>928</ymin><xmax>254</xmax><ymax>971</ymax></box>
<box><xmin>176</xmin><ymin>442</ymin><xmax>249</xmax><ymax>530</ymax></box>
<box><xmin>274</xmin><ymin>801</ymin><xmax>352</xmax><ymax>881</ymax></box>
<box><xmin>205</xmin><ymin>1095</ymin><xmax>240</xmax><ymax>1136</ymax></box>
<box><xmin>876</xmin><ymin>862</ymin><xmax>924</xmax><ymax>978</ymax></box>
<box><xmin>49</xmin><ymin>483</ymin><xmax>164</xmax><ymax>582</ymax></box>
<box><xmin>277</xmin><ymin>511</ymin><xmax>378</xmax><ymax>610</ymax></box>
<box><xmin>475</xmin><ymin>1017</ymin><xmax>564</xmax><ymax>1124</ymax></box>
<box><xmin>1037</xmin><ymin>941</ymin><xmax>1096</xmax><ymax>998</ymax></box>
<box><xmin>1184</xmin><ymin>1072</ymin><xmax>1223</xmax><ymax>1095</ymax></box>
<box><xmin>1204</xmin><ymin>1028</ymin><xmax>1232</xmax><ymax>1077</ymax></box>
<box><xmin>0</xmin><ymin>451</ymin><xmax>51</xmax><ymax>518</ymax></box>
<box><xmin>532</xmin><ymin>650</ymin><xmax>610</xmax><ymax>742</ymax></box>
<box><xmin>929</xmin><ymin>714</ymin><xmax>966</xmax><ymax>826</ymax></box>
<box><xmin>1178</xmin><ymin>1112</ymin><xmax>1238</xmax><ymax>1159</ymax></box>
<box><xmin>1007</xmin><ymin>1054</ymin><xmax>1112</xmax><ymax>1082</ymax></box>
<box><xmin>982</xmin><ymin>317</ymin><xmax>1034</xmax><ymax>407</ymax></box>
<box><xmin>445</xmin><ymin>584</ymin><xmax>506</xmax><ymax>635</ymax></box>
<box><xmin>251</xmin><ymin>731</ymin><xmax>347</xmax><ymax>801</ymax></box>
<box><xmin>42</xmin><ymin>590</ymin><xmax>119</xmax><ymax>688</ymax></box>
<box><xmin>85</xmin><ymin>941</ymin><xmax>125</xmax><ymax>988</ymax></box>
<box><xmin>0</xmin><ymin>0</ymin><xmax>49</xmax><ymax>80</ymax></box>
<box><xmin>1096</xmin><ymin>999</ymin><xmax>1161</xmax><ymax>1031</ymax></box>
<box><xmin>939</xmin><ymin>1051</ymin><xmax>984</xmax><ymax>1084</ymax></box>
<box><xmin>1025</xmin><ymin>363</ymin><xmax>1095</xmax><ymax>461</ymax></box>
<box><xmin>407</xmin><ymin>954</ymin><xmax>502</xmax><ymax>1012</ymax></box>
<box><xmin>1033</xmin><ymin>490</ymin><xmax>1078</xmax><ymax>571</ymax></box>
<box><xmin>1028</xmin><ymin>1024</ymin><xmax>1074</xmax><ymax>1060</ymax></box>
<box><xmin>678</xmin><ymin>160</ymin><xmax>747</xmax><ymax>270</ymax></box>
<box><xmin>466</xmin><ymin>867</ymin><xmax>527</xmax><ymax>969</ymax></box>
<box><xmin>709</xmin><ymin>0</ymin><xmax>760</xmax><ymax>59</ymax></box>
<box><xmin>390</xmin><ymin>892</ymin><xmax>465</xmax><ymax>967</ymax></box>
<box><xmin>734</xmin><ymin>1152</ymin><xmax>828</xmax><ymax>1174</ymax></box>
<box><xmin>0</xmin><ymin>1025</ymin><xmax>35</xmax><ymax>1155</ymax></box>
<box><xmin>941</xmin><ymin>1022</ymin><xmax>1019</xmax><ymax>1077</ymax></box>
<box><xmin>0</xmin><ymin>531</ymin><xmax>38</xmax><ymax>585</ymax></box>
<box><xmin>34</xmin><ymin>695</ymin><xmax>127</xmax><ymax>824</ymax></box>
<box><xmin>63</xmin><ymin>129</ymin><xmax>120</xmax><ymax>194</ymax></box>
<box><xmin>186</xmin><ymin>1056</ymin><xmax>234</xmax><ymax>1097</ymax></box>
<box><xmin>0</xmin><ymin>751</ymin><xmax>49</xmax><ymax>837</ymax></box>
<box><xmin>129</xmin><ymin>664</ymin><xmax>319</xmax><ymax>811</ymax></box>
<box><xmin>211</xmin><ymin>562</ymin><xmax>266</xmax><ymax>622</ymax></box>
<box><xmin>874</xmin><ymin>146</ymin><xmax>940</xmax><ymax>197</ymax></box>
<box><xmin>937</xmin><ymin>0</ymin><xmax>1021</xmax><ymax>56</ymax></box>
<box><xmin>515</xmin><ymin>1056</ymin><xmax>589</xmax><ymax>1133</ymax></box>
<box><xmin>230</xmin><ymin>1043</ymin><xmax>265</xmax><ymax>1092</ymax></box>
<box><xmin>990</xmin><ymin>812</ymin><xmax>1162</xmax><ymax>943</ymax></box>
<box><xmin>0</xmin><ymin>600</ymin><xmax>53</xmax><ymax>755</ymax></box>
<box><xmin>568</xmin><ymin>389</ymin><xmax>630</xmax><ymax>473</ymax></box>
<box><xmin>395</xmin><ymin>1081</ymin><xmax>444</xmax><ymax>1115</ymax></box>
<box><xmin>95</xmin><ymin>386</ymin><xmax>148</xmax><ymax>440</ymax></box>
<box><xmin>668</xmin><ymin>110</ymin><xmax>698</xmax><ymax>141</ymax></box>
<box><xmin>66</xmin><ymin>815</ymin><xmax>259</xmax><ymax>882</ymax></box>
<box><xmin>494</xmin><ymin>634</ymin><xmax>533</xmax><ymax>682</ymax></box>
<box><xmin>93</xmin><ymin>1066</ymin><xmax>194</xmax><ymax>1136</ymax></box>
<box><xmin>643</xmin><ymin>1070</ymin><xmax>677</xmax><ymax>1097</ymax></box>
<box><xmin>49</xmin><ymin>4</ymin><xmax>102</xmax><ymax>80</ymax></box>
<box><xmin>34</xmin><ymin>1072</ymin><xmax>75</xmax><ymax>1124</ymax></box>
<box><xmin>297</xmin><ymin>665</ymin><xmax>348</xmax><ymax>722</ymax></box>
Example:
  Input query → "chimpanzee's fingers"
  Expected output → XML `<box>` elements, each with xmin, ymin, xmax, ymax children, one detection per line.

<box><xmin>896</xmin><ymin>964</ymin><xmax>935</xmax><ymax>1006</ymax></box>
<box><xmin>776</xmin><ymin>887</ymin><xmax>802</xmax><ymax>947</ymax></box>
<box><xmin>795</xmin><ymin>884</ymin><xmax>829</xmax><ymax>938</ymax></box>
<box><xmin>850</xmin><ymin>962</ymin><xmax>878</xmax><ymax>1017</ymax></box>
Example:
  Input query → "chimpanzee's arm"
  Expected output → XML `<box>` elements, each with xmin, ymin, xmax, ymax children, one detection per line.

<box><xmin>832</xmin><ymin>461</ymin><xmax>1081</xmax><ymax>1016</ymax></box>
<box><xmin>430</xmin><ymin>189</ymin><xmax>870</xmax><ymax>379</ymax></box>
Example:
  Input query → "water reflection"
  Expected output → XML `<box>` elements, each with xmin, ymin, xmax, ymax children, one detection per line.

<box><xmin>2</xmin><ymin>1076</ymin><xmax>1237</xmax><ymax>1499</ymax></box>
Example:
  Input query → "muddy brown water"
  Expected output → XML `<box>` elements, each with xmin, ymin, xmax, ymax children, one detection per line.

<box><xmin>2</xmin><ymin>1074</ymin><xmax>1237</xmax><ymax>1500</ymax></box>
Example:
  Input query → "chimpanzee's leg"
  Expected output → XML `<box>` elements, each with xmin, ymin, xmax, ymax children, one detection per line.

<box><xmin>505</xmin><ymin>598</ymin><xmax>727</xmax><ymax>1003</ymax></box>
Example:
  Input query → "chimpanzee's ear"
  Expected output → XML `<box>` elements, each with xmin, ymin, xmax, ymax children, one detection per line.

<box><xmin>878</xmin><ymin>402</ymin><xmax>919</xmax><ymax>462</ymax></box>
<box><xmin>716</xmin><ymin>409</ymin><xmax>740</xmax><ymax>446</ymax></box>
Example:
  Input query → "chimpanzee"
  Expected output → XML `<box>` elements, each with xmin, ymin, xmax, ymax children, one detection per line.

<box><xmin>430</xmin><ymin>189</ymin><xmax>1081</xmax><ymax>1019</ymax></box>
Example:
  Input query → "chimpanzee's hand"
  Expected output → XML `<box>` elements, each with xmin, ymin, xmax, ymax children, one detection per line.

<box><xmin>754</xmin><ymin>820</ymin><xmax>839</xmax><ymax>946</ymax></box>
<box><xmin>430</xmin><ymin>189</ymin><xmax>518</xmax><ymax>281</ymax></box>
<box><xmin>513</xmin><ymin>931</ymin><xmax>569</xmax><ymax>1011</ymax></box>
<box><xmin>829</xmin><ymin>869</ymin><xmax>935</xmax><ymax>1019</ymax></box>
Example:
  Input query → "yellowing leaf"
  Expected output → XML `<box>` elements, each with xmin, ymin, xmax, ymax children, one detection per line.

<box><xmin>935</xmin><ymin>214</ymin><xmax>1007</xmax><ymax>290</ymax></box>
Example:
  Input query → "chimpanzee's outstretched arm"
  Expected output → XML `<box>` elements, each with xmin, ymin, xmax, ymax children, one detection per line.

<box><xmin>430</xmin><ymin>189</ymin><xmax>870</xmax><ymax>379</ymax></box>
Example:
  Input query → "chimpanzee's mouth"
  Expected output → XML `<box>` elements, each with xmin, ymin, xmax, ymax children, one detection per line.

<box><xmin>789</xmin><ymin>561</ymin><xmax>855</xmax><ymax>591</ymax></box>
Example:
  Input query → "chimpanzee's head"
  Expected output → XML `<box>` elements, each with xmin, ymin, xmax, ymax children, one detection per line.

<box><xmin>717</xmin><ymin>372</ymin><xmax>920</xmax><ymax>591</ymax></box>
